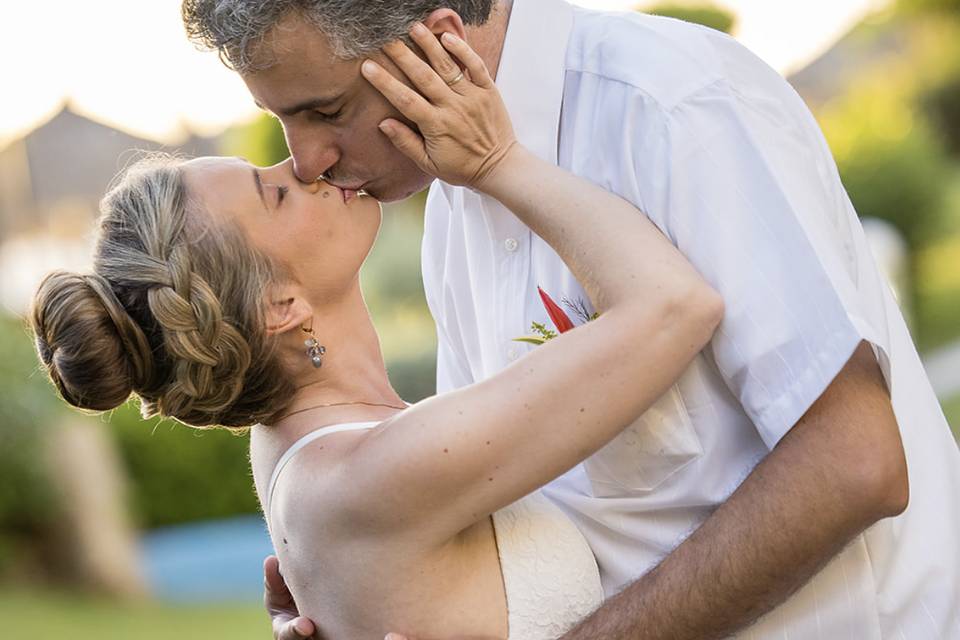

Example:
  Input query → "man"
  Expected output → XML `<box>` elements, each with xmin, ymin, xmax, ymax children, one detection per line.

<box><xmin>183</xmin><ymin>1</ymin><xmax>960</xmax><ymax>637</ymax></box>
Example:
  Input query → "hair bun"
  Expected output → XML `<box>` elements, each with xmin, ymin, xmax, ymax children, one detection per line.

<box><xmin>31</xmin><ymin>271</ymin><xmax>155</xmax><ymax>412</ymax></box>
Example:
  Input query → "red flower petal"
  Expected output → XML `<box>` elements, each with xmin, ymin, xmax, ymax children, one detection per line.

<box><xmin>538</xmin><ymin>286</ymin><xmax>576</xmax><ymax>334</ymax></box>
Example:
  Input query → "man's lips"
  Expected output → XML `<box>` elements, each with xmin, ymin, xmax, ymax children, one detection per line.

<box><xmin>328</xmin><ymin>183</ymin><xmax>364</xmax><ymax>204</ymax></box>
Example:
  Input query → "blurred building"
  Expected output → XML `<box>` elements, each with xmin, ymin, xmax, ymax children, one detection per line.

<box><xmin>0</xmin><ymin>103</ymin><xmax>223</xmax><ymax>314</ymax></box>
<box><xmin>0</xmin><ymin>103</ymin><xmax>221</xmax><ymax>237</ymax></box>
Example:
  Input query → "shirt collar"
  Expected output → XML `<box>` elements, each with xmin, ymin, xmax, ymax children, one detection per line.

<box><xmin>495</xmin><ymin>0</ymin><xmax>575</xmax><ymax>165</ymax></box>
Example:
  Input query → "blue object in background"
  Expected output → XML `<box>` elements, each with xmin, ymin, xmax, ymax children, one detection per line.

<box><xmin>141</xmin><ymin>515</ymin><xmax>275</xmax><ymax>602</ymax></box>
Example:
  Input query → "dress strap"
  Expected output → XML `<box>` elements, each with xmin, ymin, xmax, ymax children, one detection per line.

<box><xmin>264</xmin><ymin>421</ymin><xmax>381</xmax><ymax>521</ymax></box>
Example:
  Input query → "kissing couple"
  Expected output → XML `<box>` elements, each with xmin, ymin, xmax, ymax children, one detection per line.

<box><xmin>31</xmin><ymin>1</ymin><xmax>960</xmax><ymax>639</ymax></box>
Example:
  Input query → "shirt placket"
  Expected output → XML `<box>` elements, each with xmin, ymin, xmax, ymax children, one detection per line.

<box><xmin>482</xmin><ymin>197</ymin><xmax>532</xmax><ymax>375</ymax></box>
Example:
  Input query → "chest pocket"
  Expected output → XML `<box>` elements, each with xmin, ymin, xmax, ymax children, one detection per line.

<box><xmin>583</xmin><ymin>384</ymin><xmax>703</xmax><ymax>496</ymax></box>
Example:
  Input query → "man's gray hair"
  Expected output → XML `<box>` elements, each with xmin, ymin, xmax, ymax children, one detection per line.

<box><xmin>182</xmin><ymin>0</ymin><xmax>495</xmax><ymax>72</ymax></box>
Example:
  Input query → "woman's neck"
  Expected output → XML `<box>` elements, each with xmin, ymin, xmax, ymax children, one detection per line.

<box><xmin>274</xmin><ymin>280</ymin><xmax>405</xmax><ymax>429</ymax></box>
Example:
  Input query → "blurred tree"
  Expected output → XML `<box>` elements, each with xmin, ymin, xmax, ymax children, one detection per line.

<box><xmin>822</xmin><ymin>93</ymin><xmax>950</xmax><ymax>250</ymax></box>
<box><xmin>808</xmin><ymin>9</ymin><xmax>960</xmax><ymax>352</ymax></box>
<box><xmin>898</xmin><ymin>0</ymin><xmax>960</xmax><ymax>14</ymax></box>
<box><xmin>219</xmin><ymin>115</ymin><xmax>289</xmax><ymax>167</ymax></box>
<box><xmin>923</xmin><ymin>73</ymin><xmax>960</xmax><ymax>156</ymax></box>
<box><xmin>642</xmin><ymin>3</ymin><xmax>737</xmax><ymax>33</ymax></box>
<box><xmin>0</xmin><ymin>317</ymin><xmax>62</xmax><ymax>579</ymax></box>
<box><xmin>106</xmin><ymin>406</ymin><xmax>258</xmax><ymax>528</ymax></box>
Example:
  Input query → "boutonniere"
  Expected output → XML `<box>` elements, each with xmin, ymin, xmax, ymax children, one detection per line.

<box><xmin>513</xmin><ymin>286</ymin><xmax>599</xmax><ymax>346</ymax></box>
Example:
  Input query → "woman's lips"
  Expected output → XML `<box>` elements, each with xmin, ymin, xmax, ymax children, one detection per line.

<box><xmin>331</xmin><ymin>184</ymin><xmax>362</xmax><ymax>204</ymax></box>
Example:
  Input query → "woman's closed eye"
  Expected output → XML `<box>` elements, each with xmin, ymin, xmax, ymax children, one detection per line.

<box><xmin>275</xmin><ymin>185</ymin><xmax>289</xmax><ymax>205</ymax></box>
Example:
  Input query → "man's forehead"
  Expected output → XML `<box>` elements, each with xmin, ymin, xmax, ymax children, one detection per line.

<box><xmin>251</xmin><ymin>11</ymin><xmax>349</xmax><ymax>76</ymax></box>
<box><xmin>243</xmin><ymin>21</ymin><xmax>360</xmax><ymax>114</ymax></box>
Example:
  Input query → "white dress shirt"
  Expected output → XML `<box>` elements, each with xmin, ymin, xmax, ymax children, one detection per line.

<box><xmin>421</xmin><ymin>1</ymin><xmax>960</xmax><ymax>637</ymax></box>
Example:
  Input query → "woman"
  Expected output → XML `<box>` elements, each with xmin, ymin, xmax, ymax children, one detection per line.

<box><xmin>30</xmin><ymin>32</ymin><xmax>723</xmax><ymax>640</ymax></box>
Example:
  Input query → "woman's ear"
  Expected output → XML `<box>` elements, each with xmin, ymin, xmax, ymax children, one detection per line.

<box><xmin>265</xmin><ymin>284</ymin><xmax>313</xmax><ymax>337</ymax></box>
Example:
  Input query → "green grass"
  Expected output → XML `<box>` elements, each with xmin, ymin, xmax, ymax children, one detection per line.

<box><xmin>0</xmin><ymin>590</ymin><xmax>269</xmax><ymax>640</ymax></box>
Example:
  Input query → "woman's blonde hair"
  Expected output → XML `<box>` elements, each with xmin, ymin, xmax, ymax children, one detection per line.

<box><xmin>30</xmin><ymin>154</ymin><xmax>296</xmax><ymax>430</ymax></box>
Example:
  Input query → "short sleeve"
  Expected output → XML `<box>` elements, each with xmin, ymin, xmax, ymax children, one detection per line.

<box><xmin>422</xmin><ymin>183</ymin><xmax>476</xmax><ymax>395</ymax></box>
<box><xmin>435</xmin><ymin>325</ymin><xmax>474</xmax><ymax>394</ymax></box>
<box><xmin>636</xmin><ymin>79</ymin><xmax>886</xmax><ymax>449</ymax></box>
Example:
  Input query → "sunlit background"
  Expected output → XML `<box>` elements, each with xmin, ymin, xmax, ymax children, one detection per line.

<box><xmin>1</xmin><ymin>1</ymin><xmax>958</xmax><ymax>638</ymax></box>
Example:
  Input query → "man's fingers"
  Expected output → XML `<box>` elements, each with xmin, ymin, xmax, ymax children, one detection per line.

<box><xmin>379</xmin><ymin>119</ymin><xmax>433</xmax><ymax>173</ymax></box>
<box><xmin>440</xmin><ymin>33</ymin><xmax>493</xmax><ymax>89</ymax></box>
<box><xmin>264</xmin><ymin>556</ymin><xmax>288</xmax><ymax>595</ymax></box>
<box><xmin>264</xmin><ymin>555</ymin><xmax>296</xmax><ymax>609</ymax></box>
<box><xmin>362</xmin><ymin>58</ymin><xmax>435</xmax><ymax>127</ymax></box>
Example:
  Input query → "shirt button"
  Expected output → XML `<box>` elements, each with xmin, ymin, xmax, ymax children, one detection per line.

<box><xmin>504</xmin><ymin>237</ymin><xmax>519</xmax><ymax>252</ymax></box>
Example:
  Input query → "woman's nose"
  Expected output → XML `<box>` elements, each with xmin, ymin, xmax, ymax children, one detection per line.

<box><xmin>270</xmin><ymin>158</ymin><xmax>322</xmax><ymax>194</ymax></box>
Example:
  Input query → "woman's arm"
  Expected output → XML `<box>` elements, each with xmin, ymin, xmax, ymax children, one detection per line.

<box><xmin>316</xmin><ymin>31</ymin><xmax>723</xmax><ymax>543</ymax></box>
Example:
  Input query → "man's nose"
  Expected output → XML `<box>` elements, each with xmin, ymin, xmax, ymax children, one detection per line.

<box><xmin>289</xmin><ymin>135</ymin><xmax>340</xmax><ymax>184</ymax></box>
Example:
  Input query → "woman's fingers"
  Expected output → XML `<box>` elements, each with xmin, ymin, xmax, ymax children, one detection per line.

<box><xmin>361</xmin><ymin>59</ymin><xmax>435</xmax><ymax>125</ymax></box>
<box><xmin>381</xmin><ymin>39</ymin><xmax>455</xmax><ymax>103</ymax></box>
<box><xmin>378</xmin><ymin>119</ymin><xmax>433</xmax><ymax>173</ymax></box>
<box><xmin>440</xmin><ymin>32</ymin><xmax>494</xmax><ymax>89</ymax></box>
<box><xmin>408</xmin><ymin>24</ymin><xmax>470</xmax><ymax>95</ymax></box>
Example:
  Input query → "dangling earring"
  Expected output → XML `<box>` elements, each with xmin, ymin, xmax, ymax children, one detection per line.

<box><xmin>302</xmin><ymin>324</ymin><xmax>326</xmax><ymax>368</ymax></box>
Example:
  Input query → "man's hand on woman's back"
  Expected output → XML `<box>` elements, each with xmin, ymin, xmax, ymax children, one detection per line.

<box><xmin>264</xmin><ymin>555</ymin><xmax>317</xmax><ymax>640</ymax></box>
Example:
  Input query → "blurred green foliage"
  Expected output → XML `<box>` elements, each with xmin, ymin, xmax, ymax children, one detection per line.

<box><xmin>821</xmin><ymin>88</ymin><xmax>950</xmax><ymax>249</ymax></box>
<box><xmin>106</xmin><ymin>408</ymin><xmax>257</xmax><ymax>528</ymax></box>
<box><xmin>644</xmin><ymin>3</ymin><xmax>736</xmax><ymax>33</ymax></box>
<box><xmin>0</xmin><ymin>316</ymin><xmax>63</xmax><ymax>577</ymax></box>
<box><xmin>898</xmin><ymin>0</ymin><xmax>960</xmax><ymax>14</ymax></box>
<box><xmin>220</xmin><ymin>115</ymin><xmax>289</xmax><ymax>167</ymax></box>
<box><xmin>922</xmin><ymin>73</ymin><xmax>960</xmax><ymax>156</ymax></box>
<box><xmin>813</xmin><ymin>10</ymin><xmax>960</xmax><ymax>350</ymax></box>
<box><xmin>944</xmin><ymin>394</ymin><xmax>960</xmax><ymax>440</ymax></box>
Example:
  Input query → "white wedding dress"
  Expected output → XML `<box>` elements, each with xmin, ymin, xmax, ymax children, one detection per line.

<box><xmin>265</xmin><ymin>421</ymin><xmax>604</xmax><ymax>640</ymax></box>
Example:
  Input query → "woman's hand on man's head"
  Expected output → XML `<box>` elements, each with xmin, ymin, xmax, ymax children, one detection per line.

<box><xmin>360</xmin><ymin>23</ymin><xmax>520</xmax><ymax>193</ymax></box>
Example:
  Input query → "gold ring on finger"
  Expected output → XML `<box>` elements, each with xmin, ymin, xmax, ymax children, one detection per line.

<box><xmin>445</xmin><ymin>70</ymin><xmax>465</xmax><ymax>86</ymax></box>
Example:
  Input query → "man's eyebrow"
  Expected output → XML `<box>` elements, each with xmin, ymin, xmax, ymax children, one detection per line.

<box><xmin>255</xmin><ymin>94</ymin><xmax>344</xmax><ymax>117</ymax></box>
<box><xmin>251</xmin><ymin>167</ymin><xmax>268</xmax><ymax>212</ymax></box>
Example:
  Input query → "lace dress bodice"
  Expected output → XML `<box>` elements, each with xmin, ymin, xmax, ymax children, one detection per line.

<box><xmin>493</xmin><ymin>491</ymin><xmax>604</xmax><ymax>638</ymax></box>
<box><xmin>264</xmin><ymin>422</ymin><xmax>604</xmax><ymax>639</ymax></box>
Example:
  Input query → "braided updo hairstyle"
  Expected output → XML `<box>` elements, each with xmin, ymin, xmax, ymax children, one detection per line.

<box><xmin>30</xmin><ymin>155</ymin><xmax>296</xmax><ymax>430</ymax></box>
